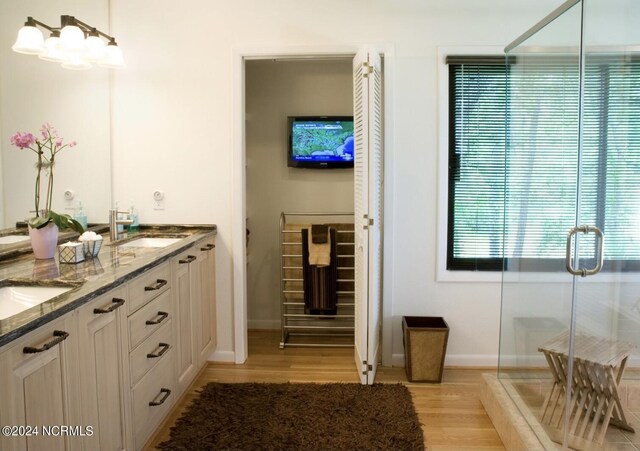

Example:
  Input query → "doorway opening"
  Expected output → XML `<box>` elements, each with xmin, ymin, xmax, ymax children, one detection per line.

<box><xmin>234</xmin><ymin>48</ymin><xmax>387</xmax><ymax>384</ymax></box>
<box><xmin>245</xmin><ymin>57</ymin><xmax>355</xmax><ymax>351</ymax></box>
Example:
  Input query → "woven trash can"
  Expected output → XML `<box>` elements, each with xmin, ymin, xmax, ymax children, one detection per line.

<box><xmin>402</xmin><ymin>316</ymin><xmax>449</xmax><ymax>383</ymax></box>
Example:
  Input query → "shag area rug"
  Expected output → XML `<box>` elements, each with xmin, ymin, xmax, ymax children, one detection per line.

<box><xmin>158</xmin><ymin>382</ymin><xmax>424</xmax><ymax>451</ymax></box>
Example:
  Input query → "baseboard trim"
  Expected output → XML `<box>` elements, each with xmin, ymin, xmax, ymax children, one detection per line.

<box><xmin>247</xmin><ymin>319</ymin><xmax>280</xmax><ymax>330</ymax></box>
<box><xmin>210</xmin><ymin>350</ymin><xmax>235</xmax><ymax>363</ymax></box>
<box><xmin>392</xmin><ymin>353</ymin><xmax>499</xmax><ymax>368</ymax></box>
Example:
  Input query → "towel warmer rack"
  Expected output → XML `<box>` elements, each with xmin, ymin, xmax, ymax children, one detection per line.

<box><xmin>280</xmin><ymin>212</ymin><xmax>355</xmax><ymax>348</ymax></box>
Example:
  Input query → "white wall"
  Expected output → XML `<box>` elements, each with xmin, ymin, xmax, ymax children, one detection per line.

<box><xmin>245</xmin><ymin>59</ymin><xmax>354</xmax><ymax>330</ymax></box>
<box><xmin>109</xmin><ymin>0</ymin><xmax>566</xmax><ymax>365</ymax></box>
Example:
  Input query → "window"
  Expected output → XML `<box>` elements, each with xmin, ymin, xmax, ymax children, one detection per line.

<box><xmin>447</xmin><ymin>55</ymin><xmax>640</xmax><ymax>272</ymax></box>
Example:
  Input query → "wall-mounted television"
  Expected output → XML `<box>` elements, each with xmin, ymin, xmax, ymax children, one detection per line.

<box><xmin>287</xmin><ymin>116</ymin><xmax>354</xmax><ymax>169</ymax></box>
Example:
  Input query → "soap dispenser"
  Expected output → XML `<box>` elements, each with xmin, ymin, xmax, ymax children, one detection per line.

<box><xmin>73</xmin><ymin>201</ymin><xmax>88</xmax><ymax>230</ymax></box>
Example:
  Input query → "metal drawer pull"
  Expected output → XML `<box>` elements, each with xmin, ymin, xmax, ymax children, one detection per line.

<box><xmin>144</xmin><ymin>279</ymin><xmax>168</xmax><ymax>291</ymax></box>
<box><xmin>93</xmin><ymin>298</ymin><xmax>126</xmax><ymax>314</ymax></box>
<box><xmin>179</xmin><ymin>255</ymin><xmax>197</xmax><ymax>264</ymax></box>
<box><xmin>145</xmin><ymin>311</ymin><xmax>169</xmax><ymax>325</ymax></box>
<box><xmin>147</xmin><ymin>343</ymin><xmax>170</xmax><ymax>359</ymax></box>
<box><xmin>23</xmin><ymin>330</ymin><xmax>69</xmax><ymax>354</ymax></box>
<box><xmin>149</xmin><ymin>388</ymin><xmax>171</xmax><ymax>407</ymax></box>
<box><xmin>201</xmin><ymin>243</ymin><xmax>215</xmax><ymax>251</ymax></box>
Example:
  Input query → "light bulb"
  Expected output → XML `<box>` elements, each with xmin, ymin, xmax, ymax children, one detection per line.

<box><xmin>39</xmin><ymin>34</ymin><xmax>67</xmax><ymax>63</ymax></box>
<box><xmin>12</xmin><ymin>25</ymin><xmax>45</xmax><ymax>55</ymax></box>
<box><xmin>59</xmin><ymin>25</ymin><xmax>85</xmax><ymax>53</ymax></box>
<box><xmin>84</xmin><ymin>35</ymin><xmax>106</xmax><ymax>62</ymax></box>
<box><xmin>61</xmin><ymin>53</ymin><xmax>91</xmax><ymax>70</ymax></box>
<box><xmin>98</xmin><ymin>42</ymin><xmax>125</xmax><ymax>68</ymax></box>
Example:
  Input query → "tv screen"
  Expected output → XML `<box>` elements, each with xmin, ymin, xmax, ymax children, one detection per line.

<box><xmin>288</xmin><ymin>116</ymin><xmax>354</xmax><ymax>168</ymax></box>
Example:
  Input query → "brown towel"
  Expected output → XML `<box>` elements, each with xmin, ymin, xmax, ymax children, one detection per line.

<box><xmin>311</xmin><ymin>224</ymin><xmax>328</xmax><ymax>243</ymax></box>
<box><xmin>307</xmin><ymin>226</ymin><xmax>331</xmax><ymax>267</ymax></box>
<box><xmin>301</xmin><ymin>228</ymin><xmax>338</xmax><ymax>315</ymax></box>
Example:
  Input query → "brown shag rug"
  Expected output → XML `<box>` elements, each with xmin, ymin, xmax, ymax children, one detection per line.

<box><xmin>158</xmin><ymin>382</ymin><xmax>424</xmax><ymax>451</ymax></box>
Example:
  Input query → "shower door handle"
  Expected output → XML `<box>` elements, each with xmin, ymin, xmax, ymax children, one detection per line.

<box><xmin>565</xmin><ymin>225</ymin><xmax>604</xmax><ymax>277</ymax></box>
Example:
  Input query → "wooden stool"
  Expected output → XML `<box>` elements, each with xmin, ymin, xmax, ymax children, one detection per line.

<box><xmin>538</xmin><ymin>331</ymin><xmax>635</xmax><ymax>448</ymax></box>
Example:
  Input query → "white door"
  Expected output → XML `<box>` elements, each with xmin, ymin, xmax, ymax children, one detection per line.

<box><xmin>353</xmin><ymin>47</ymin><xmax>383</xmax><ymax>385</ymax></box>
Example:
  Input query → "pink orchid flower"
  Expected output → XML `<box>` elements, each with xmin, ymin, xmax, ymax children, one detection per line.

<box><xmin>10</xmin><ymin>132</ymin><xmax>36</xmax><ymax>149</ymax></box>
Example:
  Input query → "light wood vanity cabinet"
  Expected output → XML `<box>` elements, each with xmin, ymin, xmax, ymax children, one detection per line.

<box><xmin>75</xmin><ymin>287</ymin><xmax>128</xmax><ymax>451</ymax></box>
<box><xmin>121</xmin><ymin>260</ymin><xmax>176</xmax><ymax>450</ymax></box>
<box><xmin>172</xmin><ymin>248</ymin><xmax>200</xmax><ymax>395</ymax></box>
<box><xmin>197</xmin><ymin>239</ymin><xmax>216</xmax><ymax>366</ymax></box>
<box><xmin>0</xmin><ymin>315</ymin><xmax>78</xmax><ymax>451</ymax></box>
<box><xmin>172</xmin><ymin>239</ymin><xmax>217</xmax><ymax>398</ymax></box>
<box><xmin>0</xmin><ymin>235</ymin><xmax>216</xmax><ymax>451</ymax></box>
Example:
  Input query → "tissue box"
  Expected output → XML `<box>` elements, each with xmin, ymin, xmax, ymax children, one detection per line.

<box><xmin>83</xmin><ymin>239</ymin><xmax>103</xmax><ymax>258</ymax></box>
<box><xmin>58</xmin><ymin>242</ymin><xmax>85</xmax><ymax>264</ymax></box>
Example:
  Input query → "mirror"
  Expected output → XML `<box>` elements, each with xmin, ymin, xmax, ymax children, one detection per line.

<box><xmin>0</xmin><ymin>0</ymin><xmax>111</xmax><ymax>229</ymax></box>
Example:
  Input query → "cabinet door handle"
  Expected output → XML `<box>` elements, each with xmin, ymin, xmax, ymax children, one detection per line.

<box><xmin>200</xmin><ymin>243</ymin><xmax>215</xmax><ymax>251</ymax></box>
<box><xmin>144</xmin><ymin>279</ymin><xmax>167</xmax><ymax>291</ymax></box>
<box><xmin>149</xmin><ymin>388</ymin><xmax>171</xmax><ymax>407</ymax></box>
<box><xmin>179</xmin><ymin>255</ymin><xmax>197</xmax><ymax>264</ymax></box>
<box><xmin>23</xmin><ymin>330</ymin><xmax>69</xmax><ymax>354</ymax></box>
<box><xmin>147</xmin><ymin>342</ymin><xmax>170</xmax><ymax>359</ymax></box>
<box><xmin>145</xmin><ymin>311</ymin><xmax>169</xmax><ymax>325</ymax></box>
<box><xmin>93</xmin><ymin>298</ymin><xmax>126</xmax><ymax>314</ymax></box>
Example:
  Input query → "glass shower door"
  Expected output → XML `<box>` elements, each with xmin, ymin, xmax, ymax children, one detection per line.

<box><xmin>501</xmin><ymin>0</ymin><xmax>640</xmax><ymax>449</ymax></box>
<box><xmin>500</xmin><ymin>2</ymin><xmax>583</xmax><ymax>449</ymax></box>
<box><xmin>569</xmin><ymin>0</ymin><xmax>640</xmax><ymax>448</ymax></box>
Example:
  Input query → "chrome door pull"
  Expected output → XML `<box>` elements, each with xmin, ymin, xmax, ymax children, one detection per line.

<box><xmin>565</xmin><ymin>225</ymin><xmax>604</xmax><ymax>277</ymax></box>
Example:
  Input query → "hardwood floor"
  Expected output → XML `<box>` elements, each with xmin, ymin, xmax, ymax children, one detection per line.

<box><xmin>145</xmin><ymin>330</ymin><xmax>505</xmax><ymax>450</ymax></box>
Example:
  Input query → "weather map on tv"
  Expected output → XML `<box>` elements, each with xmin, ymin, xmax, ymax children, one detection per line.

<box><xmin>289</xmin><ymin>118</ymin><xmax>354</xmax><ymax>168</ymax></box>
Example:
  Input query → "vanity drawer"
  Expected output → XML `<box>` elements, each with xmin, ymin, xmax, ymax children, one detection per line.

<box><xmin>128</xmin><ymin>289</ymin><xmax>172</xmax><ymax>350</ymax></box>
<box><xmin>127</xmin><ymin>261</ymin><xmax>171</xmax><ymax>314</ymax></box>
<box><xmin>132</xmin><ymin>347</ymin><xmax>175</xmax><ymax>449</ymax></box>
<box><xmin>129</xmin><ymin>318</ymin><xmax>173</xmax><ymax>386</ymax></box>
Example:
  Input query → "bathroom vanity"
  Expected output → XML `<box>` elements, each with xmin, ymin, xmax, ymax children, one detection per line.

<box><xmin>0</xmin><ymin>224</ymin><xmax>217</xmax><ymax>451</ymax></box>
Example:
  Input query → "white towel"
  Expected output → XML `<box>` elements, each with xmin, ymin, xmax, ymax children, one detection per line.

<box><xmin>307</xmin><ymin>226</ymin><xmax>331</xmax><ymax>267</ymax></box>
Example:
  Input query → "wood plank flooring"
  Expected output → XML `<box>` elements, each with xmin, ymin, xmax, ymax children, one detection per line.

<box><xmin>145</xmin><ymin>330</ymin><xmax>505</xmax><ymax>450</ymax></box>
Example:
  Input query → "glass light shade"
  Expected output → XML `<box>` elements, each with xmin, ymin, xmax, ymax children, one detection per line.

<box><xmin>98</xmin><ymin>43</ymin><xmax>125</xmax><ymax>68</ymax></box>
<box><xmin>12</xmin><ymin>25</ymin><xmax>45</xmax><ymax>55</ymax></box>
<box><xmin>61</xmin><ymin>53</ymin><xmax>91</xmax><ymax>70</ymax></box>
<box><xmin>38</xmin><ymin>36</ymin><xmax>68</xmax><ymax>63</ymax></box>
<box><xmin>84</xmin><ymin>35</ymin><xmax>106</xmax><ymax>62</ymax></box>
<box><xmin>59</xmin><ymin>25</ymin><xmax>85</xmax><ymax>52</ymax></box>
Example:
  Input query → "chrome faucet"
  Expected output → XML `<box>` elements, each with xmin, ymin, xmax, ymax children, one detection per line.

<box><xmin>109</xmin><ymin>209</ymin><xmax>134</xmax><ymax>241</ymax></box>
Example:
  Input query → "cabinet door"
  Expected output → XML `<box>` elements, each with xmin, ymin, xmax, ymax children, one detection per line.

<box><xmin>172</xmin><ymin>249</ymin><xmax>200</xmax><ymax>395</ymax></box>
<box><xmin>197</xmin><ymin>240</ymin><xmax>216</xmax><ymax>365</ymax></box>
<box><xmin>0</xmin><ymin>316</ymin><xmax>75</xmax><ymax>451</ymax></box>
<box><xmin>76</xmin><ymin>287</ymin><xmax>128</xmax><ymax>451</ymax></box>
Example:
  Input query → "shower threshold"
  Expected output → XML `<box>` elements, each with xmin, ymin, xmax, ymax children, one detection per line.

<box><xmin>480</xmin><ymin>373</ymin><xmax>640</xmax><ymax>450</ymax></box>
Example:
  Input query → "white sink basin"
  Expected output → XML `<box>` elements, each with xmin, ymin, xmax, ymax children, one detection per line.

<box><xmin>118</xmin><ymin>237</ymin><xmax>182</xmax><ymax>248</ymax></box>
<box><xmin>0</xmin><ymin>235</ymin><xmax>30</xmax><ymax>245</ymax></box>
<box><xmin>0</xmin><ymin>286</ymin><xmax>72</xmax><ymax>320</ymax></box>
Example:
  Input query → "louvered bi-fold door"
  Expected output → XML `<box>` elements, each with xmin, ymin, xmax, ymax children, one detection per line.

<box><xmin>353</xmin><ymin>48</ymin><xmax>383</xmax><ymax>385</ymax></box>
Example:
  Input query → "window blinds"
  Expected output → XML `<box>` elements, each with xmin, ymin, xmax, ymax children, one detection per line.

<box><xmin>447</xmin><ymin>55</ymin><xmax>640</xmax><ymax>271</ymax></box>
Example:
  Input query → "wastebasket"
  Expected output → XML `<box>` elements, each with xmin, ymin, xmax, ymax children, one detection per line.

<box><xmin>402</xmin><ymin>316</ymin><xmax>449</xmax><ymax>383</ymax></box>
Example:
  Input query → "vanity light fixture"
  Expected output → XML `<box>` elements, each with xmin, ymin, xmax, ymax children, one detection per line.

<box><xmin>12</xmin><ymin>15</ymin><xmax>125</xmax><ymax>70</ymax></box>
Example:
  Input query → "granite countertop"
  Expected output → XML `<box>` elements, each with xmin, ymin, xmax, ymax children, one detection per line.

<box><xmin>0</xmin><ymin>224</ymin><xmax>217</xmax><ymax>348</ymax></box>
